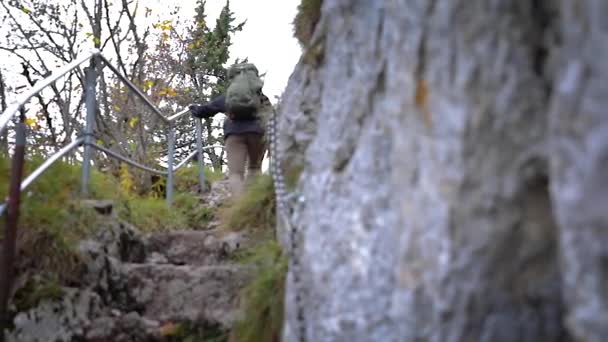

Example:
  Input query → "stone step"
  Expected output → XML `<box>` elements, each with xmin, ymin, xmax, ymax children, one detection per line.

<box><xmin>122</xmin><ymin>263</ymin><xmax>252</xmax><ymax>329</ymax></box>
<box><xmin>144</xmin><ymin>229</ymin><xmax>251</xmax><ymax>266</ymax></box>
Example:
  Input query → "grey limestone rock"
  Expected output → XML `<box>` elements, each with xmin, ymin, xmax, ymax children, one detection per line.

<box><xmin>278</xmin><ymin>1</ymin><xmax>608</xmax><ymax>341</ymax></box>
<box><xmin>7</xmin><ymin>288</ymin><xmax>103</xmax><ymax>342</ymax></box>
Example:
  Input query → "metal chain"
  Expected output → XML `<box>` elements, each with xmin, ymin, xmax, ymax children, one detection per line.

<box><xmin>268</xmin><ymin>108</ymin><xmax>307</xmax><ymax>342</ymax></box>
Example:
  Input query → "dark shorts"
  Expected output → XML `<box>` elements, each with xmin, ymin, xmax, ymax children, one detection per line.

<box><xmin>223</xmin><ymin>118</ymin><xmax>265</xmax><ymax>138</ymax></box>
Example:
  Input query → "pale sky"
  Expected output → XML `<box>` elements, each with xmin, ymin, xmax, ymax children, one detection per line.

<box><xmin>142</xmin><ymin>0</ymin><xmax>302</xmax><ymax>170</ymax></box>
<box><xmin>175</xmin><ymin>0</ymin><xmax>303</xmax><ymax>100</ymax></box>
<box><xmin>1</xmin><ymin>0</ymin><xmax>302</xmax><ymax>169</ymax></box>
<box><xmin>1</xmin><ymin>0</ymin><xmax>303</xmax><ymax>101</ymax></box>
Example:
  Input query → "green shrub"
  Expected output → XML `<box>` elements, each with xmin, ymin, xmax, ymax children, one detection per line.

<box><xmin>0</xmin><ymin>156</ymin><xmax>116</xmax><ymax>282</ymax></box>
<box><xmin>173</xmin><ymin>192</ymin><xmax>215</xmax><ymax>229</ymax></box>
<box><xmin>0</xmin><ymin>154</ymin><xmax>117</xmax><ymax>207</ymax></box>
<box><xmin>118</xmin><ymin>196</ymin><xmax>189</xmax><ymax>232</ymax></box>
<box><xmin>161</xmin><ymin>321</ymin><xmax>227</xmax><ymax>342</ymax></box>
<box><xmin>0</xmin><ymin>154</ymin><xmax>222</xmax><ymax>295</ymax></box>
<box><xmin>12</xmin><ymin>277</ymin><xmax>65</xmax><ymax>313</ymax></box>
<box><xmin>293</xmin><ymin>0</ymin><xmax>323</xmax><ymax>46</ymax></box>
<box><xmin>230</xmin><ymin>240</ymin><xmax>287</xmax><ymax>342</ymax></box>
<box><xmin>175</xmin><ymin>165</ymin><xmax>225</xmax><ymax>192</ymax></box>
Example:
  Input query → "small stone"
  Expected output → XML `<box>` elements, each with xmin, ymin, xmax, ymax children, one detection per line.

<box><xmin>147</xmin><ymin>252</ymin><xmax>169</xmax><ymax>264</ymax></box>
<box><xmin>81</xmin><ymin>199</ymin><xmax>114</xmax><ymax>216</ymax></box>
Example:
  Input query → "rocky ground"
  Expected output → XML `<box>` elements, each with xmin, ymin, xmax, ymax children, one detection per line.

<box><xmin>6</xmin><ymin>181</ymin><xmax>253</xmax><ymax>342</ymax></box>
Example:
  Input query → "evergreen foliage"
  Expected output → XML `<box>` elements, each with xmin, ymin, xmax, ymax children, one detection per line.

<box><xmin>293</xmin><ymin>0</ymin><xmax>323</xmax><ymax>46</ymax></box>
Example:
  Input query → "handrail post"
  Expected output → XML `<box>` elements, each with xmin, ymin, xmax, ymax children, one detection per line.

<box><xmin>166</xmin><ymin>124</ymin><xmax>175</xmax><ymax>206</ymax></box>
<box><xmin>81</xmin><ymin>63</ymin><xmax>97</xmax><ymax>197</ymax></box>
<box><xmin>195</xmin><ymin>118</ymin><xmax>207</xmax><ymax>192</ymax></box>
<box><xmin>0</xmin><ymin>111</ymin><xmax>27</xmax><ymax>335</ymax></box>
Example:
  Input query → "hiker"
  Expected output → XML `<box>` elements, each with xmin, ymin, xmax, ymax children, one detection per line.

<box><xmin>189</xmin><ymin>62</ymin><xmax>270</xmax><ymax>197</ymax></box>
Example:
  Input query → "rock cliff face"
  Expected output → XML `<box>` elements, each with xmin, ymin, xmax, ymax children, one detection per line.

<box><xmin>278</xmin><ymin>1</ymin><xmax>608</xmax><ymax>341</ymax></box>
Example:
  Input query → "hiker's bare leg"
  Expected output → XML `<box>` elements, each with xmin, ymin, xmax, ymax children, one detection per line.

<box><xmin>245</xmin><ymin>133</ymin><xmax>266</xmax><ymax>182</ymax></box>
<box><xmin>225</xmin><ymin>134</ymin><xmax>247</xmax><ymax>197</ymax></box>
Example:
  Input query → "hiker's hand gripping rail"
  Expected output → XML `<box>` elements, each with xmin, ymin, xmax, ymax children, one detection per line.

<box><xmin>168</xmin><ymin>108</ymin><xmax>191</xmax><ymax>122</ymax></box>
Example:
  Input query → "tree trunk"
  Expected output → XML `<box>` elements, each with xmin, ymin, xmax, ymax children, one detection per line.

<box><xmin>204</xmin><ymin>119</ymin><xmax>223</xmax><ymax>170</ymax></box>
<box><xmin>0</xmin><ymin>70</ymin><xmax>7</xmax><ymax>155</ymax></box>
<box><xmin>279</xmin><ymin>1</ymin><xmax>608</xmax><ymax>341</ymax></box>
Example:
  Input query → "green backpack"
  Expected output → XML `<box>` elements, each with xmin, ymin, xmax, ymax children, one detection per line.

<box><xmin>225</xmin><ymin>63</ymin><xmax>264</xmax><ymax>120</ymax></box>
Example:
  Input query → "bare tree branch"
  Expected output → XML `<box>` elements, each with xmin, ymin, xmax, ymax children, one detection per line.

<box><xmin>20</xmin><ymin>63</ymin><xmax>59</xmax><ymax>147</ymax></box>
<box><xmin>103</xmin><ymin>0</ymin><xmax>129</xmax><ymax>75</ymax></box>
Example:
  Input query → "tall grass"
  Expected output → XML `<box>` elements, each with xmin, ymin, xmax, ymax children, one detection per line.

<box><xmin>230</xmin><ymin>240</ymin><xmax>287</xmax><ymax>342</ymax></box>
<box><xmin>219</xmin><ymin>174</ymin><xmax>275</xmax><ymax>232</ymax></box>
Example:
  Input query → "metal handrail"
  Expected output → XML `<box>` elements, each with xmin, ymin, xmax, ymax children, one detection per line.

<box><xmin>0</xmin><ymin>49</ymin><xmax>216</xmax><ymax>206</ymax></box>
<box><xmin>99</xmin><ymin>55</ymin><xmax>170</xmax><ymax>124</ymax></box>
<box><xmin>0</xmin><ymin>138</ymin><xmax>84</xmax><ymax>217</ymax></box>
<box><xmin>0</xmin><ymin>139</ymin><xmax>222</xmax><ymax>217</ymax></box>
<box><xmin>175</xmin><ymin>144</ymin><xmax>225</xmax><ymax>170</ymax></box>
<box><xmin>21</xmin><ymin>137</ymin><xmax>85</xmax><ymax>192</ymax></box>
<box><xmin>168</xmin><ymin>108</ymin><xmax>191</xmax><ymax>122</ymax></box>
<box><xmin>0</xmin><ymin>49</ymin><xmax>101</xmax><ymax>134</ymax></box>
<box><xmin>0</xmin><ymin>50</ymin><xmax>191</xmax><ymax>129</ymax></box>
<box><xmin>89</xmin><ymin>142</ymin><xmax>168</xmax><ymax>176</ymax></box>
<box><xmin>0</xmin><ymin>49</ymin><xmax>223</xmax><ymax>328</ymax></box>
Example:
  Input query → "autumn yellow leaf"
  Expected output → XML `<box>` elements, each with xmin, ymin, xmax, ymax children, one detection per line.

<box><xmin>93</xmin><ymin>36</ymin><xmax>101</xmax><ymax>46</ymax></box>
<box><xmin>158</xmin><ymin>89</ymin><xmax>167</xmax><ymax>96</ymax></box>
<box><xmin>25</xmin><ymin>118</ymin><xmax>37</xmax><ymax>126</ymax></box>
<box><xmin>166</xmin><ymin>89</ymin><xmax>177</xmax><ymax>97</ymax></box>
<box><xmin>143</xmin><ymin>80</ymin><xmax>154</xmax><ymax>90</ymax></box>
<box><xmin>159</xmin><ymin>322</ymin><xmax>179</xmax><ymax>336</ymax></box>
<box><xmin>153</xmin><ymin>20</ymin><xmax>173</xmax><ymax>31</ymax></box>
<box><xmin>22</xmin><ymin>7</ymin><xmax>30</xmax><ymax>14</ymax></box>
<box><xmin>85</xmin><ymin>32</ymin><xmax>93</xmax><ymax>37</ymax></box>
<box><xmin>128</xmin><ymin>117</ymin><xmax>139</xmax><ymax>128</ymax></box>
<box><xmin>113</xmin><ymin>105</ymin><xmax>121</xmax><ymax>111</ymax></box>
<box><xmin>119</xmin><ymin>163</ymin><xmax>135</xmax><ymax>195</ymax></box>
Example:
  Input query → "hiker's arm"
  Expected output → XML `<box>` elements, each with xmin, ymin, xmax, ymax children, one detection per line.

<box><xmin>189</xmin><ymin>95</ymin><xmax>227</xmax><ymax>119</ymax></box>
